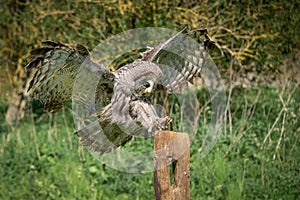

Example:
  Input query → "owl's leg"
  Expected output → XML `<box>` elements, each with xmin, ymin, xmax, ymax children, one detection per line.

<box><xmin>129</xmin><ymin>95</ymin><xmax>172</xmax><ymax>136</ymax></box>
<box><xmin>154</xmin><ymin>116</ymin><xmax>172</xmax><ymax>130</ymax></box>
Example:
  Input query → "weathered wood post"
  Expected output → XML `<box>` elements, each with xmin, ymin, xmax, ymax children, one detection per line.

<box><xmin>154</xmin><ymin>131</ymin><xmax>190</xmax><ymax>200</ymax></box>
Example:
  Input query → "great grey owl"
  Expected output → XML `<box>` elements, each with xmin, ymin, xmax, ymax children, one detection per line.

<box><xmin>25</xmin><ymin>29</ymin><xmax>221</xmax><ymax>154</ymax></box>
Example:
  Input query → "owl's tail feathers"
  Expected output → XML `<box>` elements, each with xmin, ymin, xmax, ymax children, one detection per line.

<box><xmin>75</xmin><ymin>121</ymin><xmax>132</xmax><ymax>155</ymax></box>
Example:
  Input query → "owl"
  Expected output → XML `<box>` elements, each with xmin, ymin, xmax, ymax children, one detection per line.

<box><xmin>25</xmin><ymin>29</ymin><xmax>222</xmax><ymax>154</ymax></box>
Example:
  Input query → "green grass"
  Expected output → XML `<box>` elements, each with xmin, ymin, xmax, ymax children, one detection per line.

<box><xmin>0</xmin><ymin>86</ymin><xmax>299</xmax><ymax>199</ymax></box>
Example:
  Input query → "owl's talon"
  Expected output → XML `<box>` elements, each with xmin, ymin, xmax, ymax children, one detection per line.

<box><xmin>166</xmin><ymin>116</ymin><xmax>172</xmax><ymax>123</ymax></box>
<box><xmin>153</xmin><ymin>116</ymin><xmax>172</xmax><ymax>130</ymax></box>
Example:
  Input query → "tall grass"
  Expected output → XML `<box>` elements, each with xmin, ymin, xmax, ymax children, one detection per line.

<box><xmin>0</xmin><ymin>85</ymin><xmax>299</xmax><ymax>199</ymax></box>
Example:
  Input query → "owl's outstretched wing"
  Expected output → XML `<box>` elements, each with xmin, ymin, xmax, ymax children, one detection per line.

<box><xmin>25</xmin><ymin>41</ymin><xmax>113</xmax><ymax>112</ymax></box>
<box><xmin>25</xmin><ymin>41</ymin><xmax>127</xmax><ymax>154</ymax></box>
<box><xmin>141</xmin><ymin>29</ymin><xmax>223</xmax><ymax>93</ymax></box>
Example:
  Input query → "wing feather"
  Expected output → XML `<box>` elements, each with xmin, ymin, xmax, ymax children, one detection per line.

<box><xmin>141</xmin><ymin>29</ymin><xmax>222</xmax><ymax>93</ymax></box>
<box><xmin>25</xmin><ymin>41</ymin><xmax>113</xmax><ymax>112</ymax></box>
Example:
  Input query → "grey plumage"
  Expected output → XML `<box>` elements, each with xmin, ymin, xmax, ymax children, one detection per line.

<box><xmin>25</xmin><ymin>29</ymin><xmax>217</xmax><ymax>154</ymax></box>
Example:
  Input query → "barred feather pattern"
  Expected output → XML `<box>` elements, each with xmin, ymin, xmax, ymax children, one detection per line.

<box><xmin>25</xmin><ymin>29</ymin><xmax>222</xmax><ymax>155</ymax></box>
<box><xmin>143</xmin><ymin>32</ymin><xmax>223</xmax><ymax>94</ymax></box>
<box><xmin>26</xmin><ymin>42</ymin><xmax>91</xmax><ymax>112</ymax></box>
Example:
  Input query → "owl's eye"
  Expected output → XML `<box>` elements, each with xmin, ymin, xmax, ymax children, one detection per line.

<box><xmin>143</xmin><ymin>82</ymin><xmax>151</xmax><ymax>88</ymax></box>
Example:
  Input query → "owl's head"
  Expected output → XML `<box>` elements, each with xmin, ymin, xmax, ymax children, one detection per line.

<box><xmin>115</xmin><ymin>60</ymin><xmax>163</xmax><ymax>96</ymax></box>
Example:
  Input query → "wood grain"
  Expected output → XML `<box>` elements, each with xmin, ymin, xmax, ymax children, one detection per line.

<box><xmin>154</xmin><ymin>131</ymin><xmax>190</xmax><ymax>200</ymax></box>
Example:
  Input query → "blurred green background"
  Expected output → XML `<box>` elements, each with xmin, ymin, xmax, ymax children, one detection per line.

<box><xmin>0</xmin><ymin>0</ymin><xmax>299</xmax><ymax>199</ymax></box>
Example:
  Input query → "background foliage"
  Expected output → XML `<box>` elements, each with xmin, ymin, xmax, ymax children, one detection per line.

<box><xmin>0</xmin><ymin>0</ymin><xmax>299</xmax><ymax>199</ymax></box>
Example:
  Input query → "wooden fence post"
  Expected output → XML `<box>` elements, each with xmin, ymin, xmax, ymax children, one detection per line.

<box><xmin>154</xmin><ymin>131</ymin><xmax>190</xmax><ymax>200</ymax></box>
